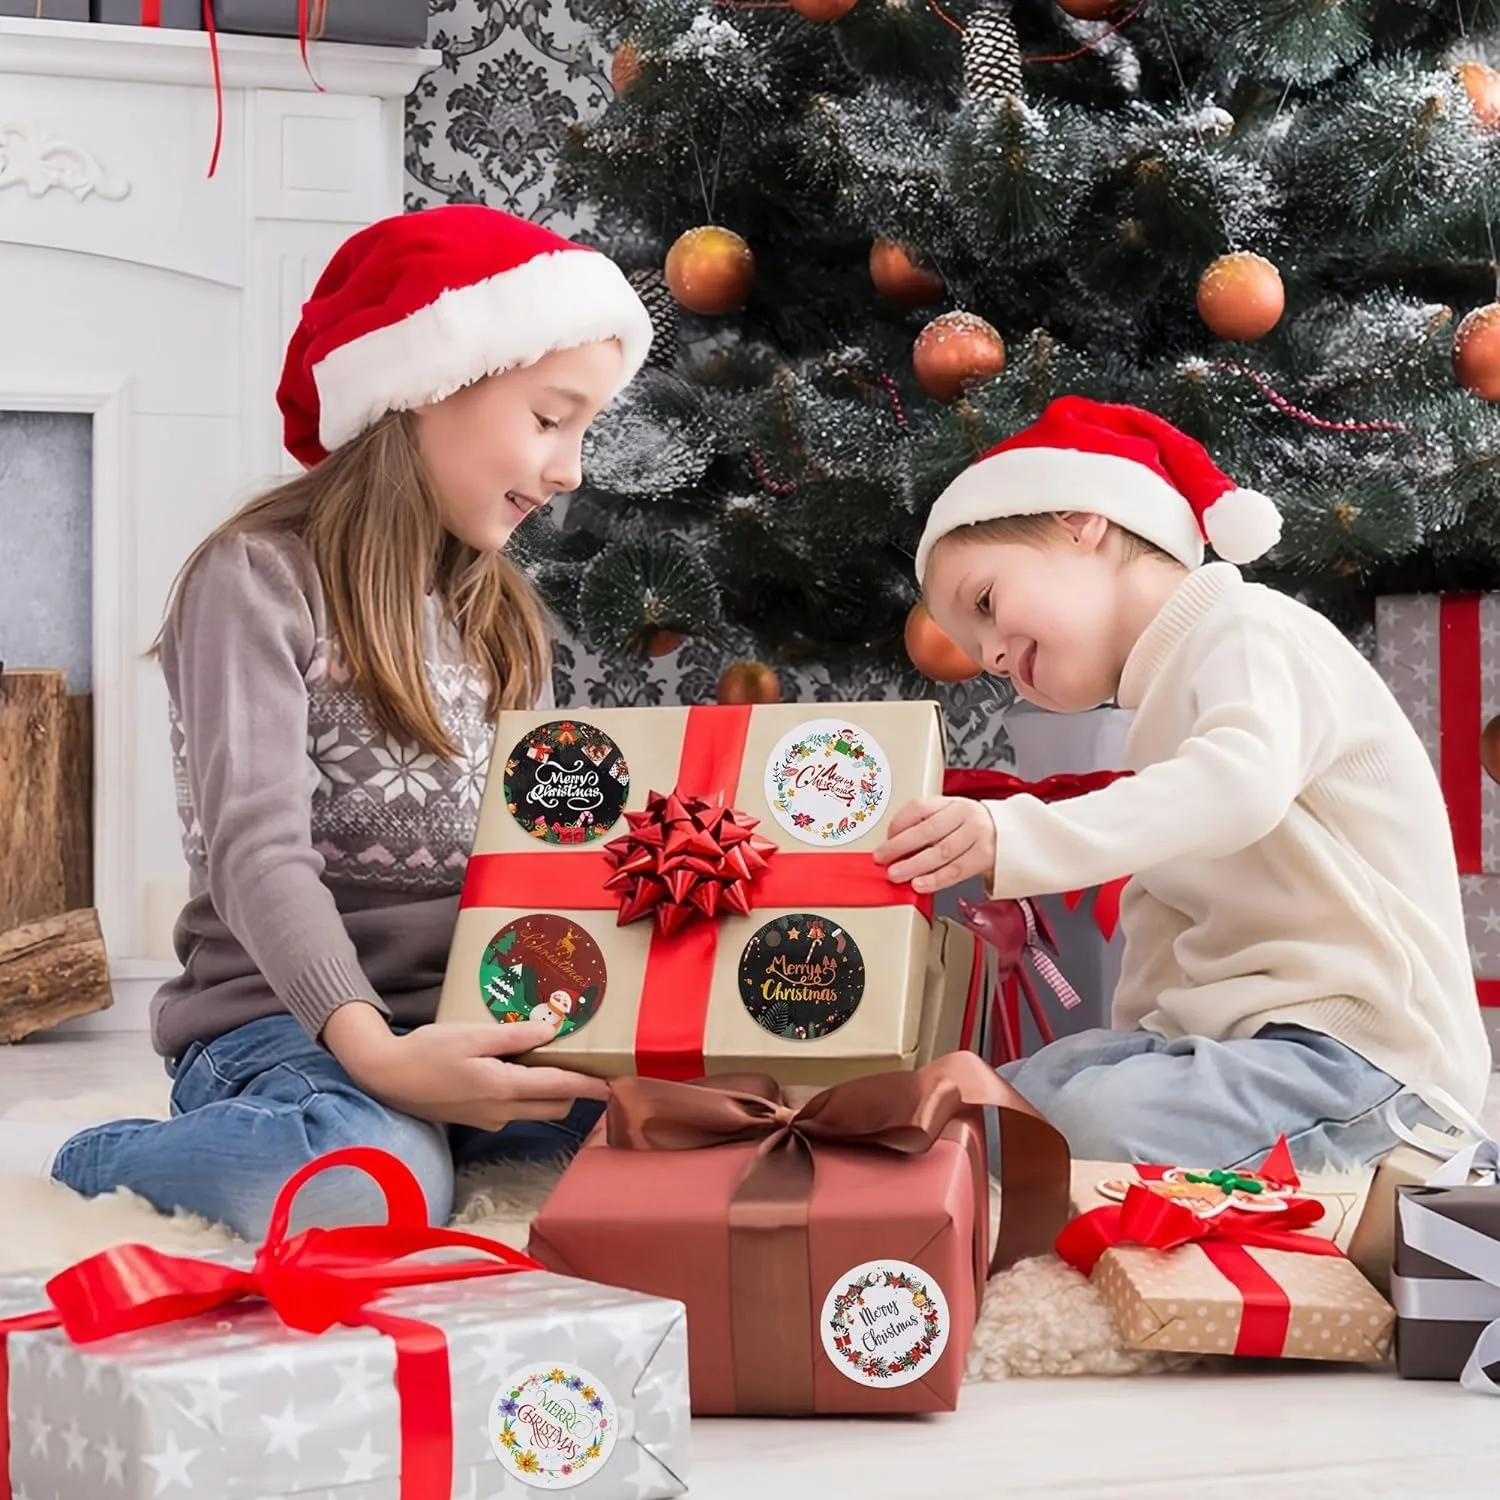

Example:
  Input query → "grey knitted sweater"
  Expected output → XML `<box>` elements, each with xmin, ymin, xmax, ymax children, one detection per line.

<box><xmin>150</xmin><ymin>531</ymin><xmax>547</xmax><ymax>1058</ymax></box>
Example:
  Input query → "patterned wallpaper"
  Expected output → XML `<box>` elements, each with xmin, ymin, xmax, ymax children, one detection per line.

<box><xmin>403</xmin><ymin>0</ymin><xmax>1015</xmax><ymax>767</ymax></box>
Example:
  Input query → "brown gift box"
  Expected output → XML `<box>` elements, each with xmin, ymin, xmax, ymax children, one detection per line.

<box><xmin>438</xmin><ymin>703</ymin><xmax>955</xmax><ymax>1083</ymax></box>
<box><xmin>1061</xmin><ymin>1154</ymin><xmax>1392</xmax><ymax>1364</ymax></box>
<box><xmin>528</xmin><ymin>1051</ymin><xmax>1072</xmax><ymax>1415</ymax></box>
<box><xmin>1393</xmin><ymin>1182</ymin><xmax>1500</xmax><ymax>1384</ymax></box>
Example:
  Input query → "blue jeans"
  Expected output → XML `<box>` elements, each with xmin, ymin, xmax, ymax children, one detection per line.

<box><xmin>52</xmin><ymin>1014</ymin><xmax>603</xmax><ymax>1240</ymax></box>
<box><xmin>998</xmin><ymin>1023</ymin><xmax>1443</xmax><ymax>1170</ymax></box>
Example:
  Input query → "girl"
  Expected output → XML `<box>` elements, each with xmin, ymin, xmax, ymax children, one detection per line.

<box><xmin>2</xmin><ymin>205</ymin><xmax>654</xmax><ymax>1238</ymax></box>
<box><xmin>876</xmin><ymin>396</ymin><xmax>1490</xmax><ymax>1169</ymax></box>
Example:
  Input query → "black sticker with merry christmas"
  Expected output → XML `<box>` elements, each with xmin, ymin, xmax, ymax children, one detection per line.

<box><xmin>479</xmin><ymin>913</ymin><xmax>606</xmax><ymax>1036</ymax></box>
<box><xmin>503</xmin><ymin>719</ymin><xmax>630</xmax><ymax>844</ymax></box>
<box><xmin>737</xmin><ymin>913</ymin><xmax>865</xmax><ymax>1041</ymax></box>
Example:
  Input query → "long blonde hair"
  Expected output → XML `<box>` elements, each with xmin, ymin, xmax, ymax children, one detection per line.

<box><xmin>155</xmin><ymin>411</ymin><xmax>550</xmax><ymax>757</ymax></box>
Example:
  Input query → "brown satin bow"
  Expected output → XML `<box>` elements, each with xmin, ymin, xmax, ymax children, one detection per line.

<box><xmin>606</xmin><ymin>1050</ymin><xmax>1070</xmax><ymax>1412</ymax></box>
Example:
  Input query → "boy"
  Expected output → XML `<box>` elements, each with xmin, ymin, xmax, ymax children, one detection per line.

<box><xmin>876</xmin><ymin>395</ymin><xmax>1490</xmax><ymax>1168</ymax></box>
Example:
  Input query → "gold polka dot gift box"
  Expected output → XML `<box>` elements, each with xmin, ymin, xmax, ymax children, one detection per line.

<box><xmin>437</xmin><ymin>703</ymin><xmax>977</xmax><ymax>1084</ymax></box>
<box><xmin>1058</xmin><ymin>1139</ymin><xmax>1394</xmax><ymax>1363</ymax></box>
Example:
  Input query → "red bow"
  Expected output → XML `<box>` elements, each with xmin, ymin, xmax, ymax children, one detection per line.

<box><xmin>0</xmin><ymin>1148</ymin><xmax>541</xmax><ymax>1500</ymax></box>
<box><xmin>603</xmin><ymin>790</ymin><xmax>778</xmax><ymax>936</ymax></box>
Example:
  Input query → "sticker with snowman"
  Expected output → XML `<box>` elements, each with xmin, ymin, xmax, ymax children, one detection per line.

<box><xmin>479</xmin><ymin>914</ymin><xmax>607</xmax><ymax>1036</ymax></box>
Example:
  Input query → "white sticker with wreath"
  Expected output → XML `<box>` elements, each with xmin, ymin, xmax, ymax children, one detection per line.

<box><xmin>763</xmin><ymin>718</ymin><xmax>892</xmax><ymax>847</ymax></box>
<box><xmin>487</xmin><ymin>1363</ymin><xmax>618</xmax><ymax>1490</ymax></box>
<box><xmin>820</xmin><ymin>1258</ymin><xmax>950</xmax><ymax>1388</ymax></box>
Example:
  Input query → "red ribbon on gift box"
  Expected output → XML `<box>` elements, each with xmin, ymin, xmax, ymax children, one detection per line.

<box><xmin>461</xmin><ymin>705</ymin><xmax>932</xmax><ymax>1081</ymax></box>
<box><xmin>1055</xmin><ymin>1138</ymin><xmax>1345</xmax><ymax>1360</ymax></box>
<box><xmin>1439</xmin><ymin>596</ymin><xmax>1485</xmax><ymax>876</ymax></box>
<box><xmin>0</xmin><ymin>1148</ymin><xmax>542</xmax><ymax>1500</ymax></box>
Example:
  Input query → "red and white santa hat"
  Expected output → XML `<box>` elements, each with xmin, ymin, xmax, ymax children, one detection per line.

<box><xmin>278</xmin><ymin>205</ymin><xmax>654</xmax><ymax>467</ymax></box>
<box><xmin>914</xmin><ymin>395</ymin><xmax>1282</xmax><ymax>579</ymax></box>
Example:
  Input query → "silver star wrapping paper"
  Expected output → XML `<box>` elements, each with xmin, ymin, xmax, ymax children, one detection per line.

<box><xmin>1376</xmin><ymin>594</ymin><xmax>1500</xmax><ymax>992</ymax></box>
<box><xmin>1</xmin><ymin>1268</ymin><xmax>689</xmax><ymax>1500</ymax></box>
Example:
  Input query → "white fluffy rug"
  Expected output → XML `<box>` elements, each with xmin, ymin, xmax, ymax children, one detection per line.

<box><xmin>0</xmin><ymin>1082</ymin><xmax>1214</xmax><ymax>1381</ymax></box>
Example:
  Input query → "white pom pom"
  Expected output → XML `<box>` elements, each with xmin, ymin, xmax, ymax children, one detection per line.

<box><xmin>1203</xmin><ymin>487</ymin><xmax>1282</xmax><ymax>564</ymax></box>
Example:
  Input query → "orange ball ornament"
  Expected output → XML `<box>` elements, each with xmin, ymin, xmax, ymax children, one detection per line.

<box><xmin>912</xmin><ymin>312</ymin><xmax>1007</xmax><ymax>402</ymax></box>
<box><xmin>642</xmin><ymin>628</ymin><xmax>686</xmax><ymax>657</ymax></box>
<box><xmin>1056</xmin><ymin>0</ymin><xmax>1120</xmax><ymax>18</ymax></box>
<box><xmin>869</xmin><ymin>239</ymin><xmax>945</xmax><ymax>306</ymax></box>
<box><xmin>664</xmin><ymin>226</ymin><xmax>755</xmax><ymax>316</ymax></box>
<box><xmin>1454</xmin><ymin>303</ymin><xmax>1500</xmax><ymax>401</ymax></box>
<box><xmin>1197</xmin><ymin>252</ymin><xmax>1284</xmax><ymax>342</ymax></box>
<box><xmin>1459</xmin><ymin>61</ymin><xmax>1500</xmax><ymax>128</ymax></box>
<box><xmin>904</xmin><ymin>602</ymin><xmax>982</xmax><ymax>683</ymax></box>
<box><xmin>789</xmin><ymin>0</ymin><xmax>859</xmax><ymax>17</ymax></box>
<box><xmin>1483</xmin><ymin>714</ymin><xmax>1500</xmax><ymax>785</ymax></box>
<box><xmin>611</xmin><ymin>41</ymin><xmax>642</xmax><ymax>93</ymax></box>
<box><xmin>717</xmin><ymin>660</ymin><xmax>783</xmax><ymax>705</ymax></box>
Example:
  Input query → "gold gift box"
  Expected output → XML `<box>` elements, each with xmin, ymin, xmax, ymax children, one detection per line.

<box><xmin>438</xmin><ymin>702</ymin><xmax>975</xmax><ymax>1083</ymax></box>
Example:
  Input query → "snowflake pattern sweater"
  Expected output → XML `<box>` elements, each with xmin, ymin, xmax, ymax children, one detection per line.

<box><xmin>150</xmin><ymin>531</ymin><xmax>550</xmax><ymax>1058</ymax></box>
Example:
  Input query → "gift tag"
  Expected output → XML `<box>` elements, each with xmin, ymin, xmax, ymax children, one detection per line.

<box><xmin>820</xmin><ymin>1259</ymin><xmax>950</xmax><ymax>1389</ymax></box>
<box><xmin>737</xmin><ymin>913</ymin><xmax>864</xmax><ymax>1039</ymax></box>
<box><xmin>763</xmin><ymin>717</ymin><xmax>891</xmax><ymax>846</ymax></box>
<box><xmin>488</xmin><ymin>1363</ymin><xmax>618</xmax><ymax>1489</ymax></box>
<box><xmin>504</xmin><ymin>720</ymin><xmax>630</xmax><ymax>843</ymax></box>
<box><xmin>480</xmin><ymin>915</ymin><xmax>607</xmax><ymax>1036</ymax></box>
<box><xmin>1098</xmin><ymin>1166</ymin><xmax>1296</xmax><ymax>1218</ymax></box>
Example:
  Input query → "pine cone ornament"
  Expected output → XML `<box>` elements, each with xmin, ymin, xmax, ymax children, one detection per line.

<box><xmin>962</xmin><ymin>9</ymin><xmax>1023</xmax><ymax>103</ymax></box>
<box><xmin>628</xmin><ymin>267</ymin><xmax>681</xmax><ymax>368</ymax></box>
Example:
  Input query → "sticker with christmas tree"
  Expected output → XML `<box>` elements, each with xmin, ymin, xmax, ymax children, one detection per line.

<box><xmin>820</xmin><ymin>1258</ymin><xmax>950</xmax><ymax>1390</ymax></box>
<box><xmin>480</xmin><ymin>914</ymin><xmax>607</xmax><ymax>1036</ymax></box>
<box><xmin>737</xmin><ymin>913</ymin><xmax>865</xmax><ymax>1039</ymax></box>
<box><xmin>487</xmin><ymin>1363</ymin><xmax>618</xmax><ymax>1490</ymax></box>
<box><xmin>504</xmin><ymin>720</ymin><xmax>630</xmax><ymax>844</ymax></box>
<box><xmin>763</xmin><ymin>717</ymin><xmax>891</xmax><ymax>847</ymax></box>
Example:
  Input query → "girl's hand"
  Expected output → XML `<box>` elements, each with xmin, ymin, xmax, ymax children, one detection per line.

<box><xmin>324</xmin><ymin>1004</ymin><xmax>609</xmax><ymax>1132</ymax></box>
<box><xmin>874</xmin><ymin>795</ymin><xmax>997</xmax><ymax>894</ymax></box>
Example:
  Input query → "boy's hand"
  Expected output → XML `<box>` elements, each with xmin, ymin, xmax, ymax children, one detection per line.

<box><xmin>874</xmin><ymin>796</ymin><xmax>997</xmax><ymax>894</ymax></box>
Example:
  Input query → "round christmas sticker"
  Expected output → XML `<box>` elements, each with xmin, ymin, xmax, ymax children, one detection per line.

<box><xmin>820</xmin><ymin>1259</ymin><xmax>950</xmax><ymax>1390</ymax></box>
<box><xmin>737</xmin><ymin>913</ymin><xmax>864</xmax><ymax>1040</ymax></box>
<box><xmin>763</xmin><ymin>718</ymin><xmax>891</xmax><ymax>847</ymax></box>
<box><xmin>504</xmin><ymin>720</ymin><xmax>630</xmax><ymax>844</ymax></box>
<box><xmin>487</xmin><ymin>1363</ymin><xmax>618</xmax><ymax>1490</ymax></box>
<box><xmin>480</xmin><ymin>915</ymin><xmax>606</xmax><ymax>1036</ymax></box>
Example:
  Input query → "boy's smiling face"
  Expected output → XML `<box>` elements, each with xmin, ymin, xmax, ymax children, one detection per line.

<box><xmin>921</xmin><ymin>512</ymin><xmax>1138</xmax><ymax>713</ymax></box>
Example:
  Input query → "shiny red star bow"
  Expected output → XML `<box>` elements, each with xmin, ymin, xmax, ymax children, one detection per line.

<box><xmin>602</xmin><ymin>790</ymin><xmax>778</xmax><ymax>935</ymax></box>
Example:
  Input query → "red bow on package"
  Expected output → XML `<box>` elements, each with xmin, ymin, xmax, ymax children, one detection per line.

<box><xmin>1055</xmin><ymin>1136</ymin><xmax>1344</xmax><ymax>1359</ymax></box>
<box><xmin>0</xmin><ymin>1148</ymin><xmax>542</xmax><ymax>1500</ymax></box>
<box><xmin>603</xmin><ymin>790</ymin><xmax>779</xmax><ymax>935</ymax></box>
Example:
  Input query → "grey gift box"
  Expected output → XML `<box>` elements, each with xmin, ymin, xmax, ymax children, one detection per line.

<box><xmin>4</xmin><ymin>1</ymin><xmax>90</xmax><ymax>18</ymax></box>
<box><xmin>90</xmin><ymin>0</ymin><xmax>201</xmax><ymax>25</ymax></box>
<box><xmin>212</xmin><ymin>0</ymin><xmax>427</xmax><ymax>46</ymax></box>
<box><xmin>1</xmin><ymin>1268</ymin><xmax>690</xmax><ymax>1499</ymax></box>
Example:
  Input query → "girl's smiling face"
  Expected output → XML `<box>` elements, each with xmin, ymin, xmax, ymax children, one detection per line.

<box><xmin>414</xmin><ymin>339</ymin><xmax>623</xmax><ymax>553</ymax></box>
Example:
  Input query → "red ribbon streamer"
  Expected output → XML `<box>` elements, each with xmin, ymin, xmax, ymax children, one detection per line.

<box><xmin>942</xmin><ymin>767</ymin><xmax>1131</xmax><ymax>940</ymax></box>
<box><xmin>1440</xmin><ymin>596</ymin><xmax>1484</xmax><ymax>875</ymax></box>
<box><xmin>461</xmin><ymin>706</ymin><xmax>932</xmax><ymax>1080</ymax></box>
<box><xmin>1056</xmin><ymin>1177</ymin><xmax>1342</xmax><ymax>1359</ymax></box>
<box><xmin>137</xmin><ymin>4</ymin><xmax>222</xmax><ymax>176</ymax></box>
<box><xmin>0</xmin><ymin>1147</ymin><xmax>541</xmax><ymax>1500</ymax></box>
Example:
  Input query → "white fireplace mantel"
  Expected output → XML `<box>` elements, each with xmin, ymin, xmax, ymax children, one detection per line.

<box><xmin>0</xmin><ymin>17</ymin><xmax>437</xmax><ymax>1005</ymax></box>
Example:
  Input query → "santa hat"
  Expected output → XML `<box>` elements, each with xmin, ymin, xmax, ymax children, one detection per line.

<box><xmin>914</xmin><ymin>395</ymin><xmax>1282</xmax><ymax>579</ymax></box>
<box><xmin>278</xmin><ymin>205</ymin><xmax>654</xmax><ymax>467</ymax></box>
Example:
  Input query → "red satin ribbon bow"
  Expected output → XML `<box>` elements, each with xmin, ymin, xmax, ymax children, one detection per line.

<box><xmin>603</xmin><ymin>789</ymin><xmax>778</xmax><ymax>935</ymax></box>
<box><xmin>1055</xmin><ymin>1141</ymin><xmax>1343</xmax><ymax>1359</ymax></box>
<box><xmin>0</xmin><ymin>1147</ymin><xmax>542</xmax><ymax>1500</ymax></box>
<box><xmin>940</xmin><ymin>767</ymin><xmax>1132</xmax><ymax>939</ymax></box>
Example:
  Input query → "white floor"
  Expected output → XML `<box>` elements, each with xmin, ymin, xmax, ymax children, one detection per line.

<box><xmin>3</xmin><ymin>1031</ymin><xmax>1498</xmax><ymax>1500</ymax></box>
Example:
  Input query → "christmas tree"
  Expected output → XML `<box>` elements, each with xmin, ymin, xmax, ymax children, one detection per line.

<box><xmin>514</xmin><ymin>0</ymin><xmax>1500</xmax><ymax>691</ymax></box>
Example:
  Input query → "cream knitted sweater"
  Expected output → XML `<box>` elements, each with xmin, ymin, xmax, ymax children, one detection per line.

<box><xmin>985</xmin><ymin>564</ymin><xmax>1492</xmax><ymax>1117</ymax></box>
